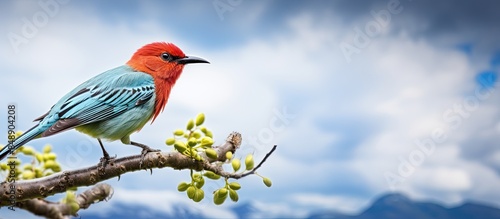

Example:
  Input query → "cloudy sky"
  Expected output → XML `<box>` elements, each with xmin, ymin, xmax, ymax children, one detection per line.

<box><xmin>1</xmin><ymin>0</ymin><xmax>499</xmax><ymax>218</ymax></box>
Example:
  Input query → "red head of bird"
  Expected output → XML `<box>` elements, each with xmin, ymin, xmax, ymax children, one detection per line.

<box><xmin>126</xmin><ymin>42</ymin><xmax>209</xmax><ymax>121</ymax></box>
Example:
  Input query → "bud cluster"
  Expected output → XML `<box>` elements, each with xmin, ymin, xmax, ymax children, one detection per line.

<box><xmin>167</xmin><ymin>113</ymin><xmax>273</xmax><ymax>205</ymax></box>
<box><xmin>165</xmin><ymin>113</ymin><xmax>214</xmax><ymax>161</ymax></box>
<box><xmin>0</xmin><ymin>131</ymin><xmax>62</xmax><ymax>181</ymax></box>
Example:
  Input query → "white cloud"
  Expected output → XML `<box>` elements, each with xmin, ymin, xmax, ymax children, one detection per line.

<box><xmin>291</xmin><ymin>193</ymin><xmax>370</xmax><ymax>214</ymax></box>
<box><xmin>415</xmin><ymin>167</ymin><xmax>472</xmax><ymax>192</ymax></box>
<box><xmin>250</xmin><ymin>200</ymin><xmax>309</xmax><ymax>218</ymax></box>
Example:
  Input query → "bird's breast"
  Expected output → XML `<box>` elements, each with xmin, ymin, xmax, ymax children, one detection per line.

<box><xmin>75</xmin><ymin>95</ymin><xmax>156</xmax><ymax>141</ymax></box>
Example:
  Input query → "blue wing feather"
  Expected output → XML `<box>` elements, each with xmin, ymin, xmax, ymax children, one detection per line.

<box><xmin>39</xmin><ymin>65</ymin><xmax>155</xmax><ymax>136</ymax></box>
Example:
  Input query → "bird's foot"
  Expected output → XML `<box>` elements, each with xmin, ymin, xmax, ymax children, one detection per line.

<box><xmin>97</xmin><ymin>138</ymin><xmax>116</xmax><ymax>171</ymax></box>
<box><xmin>130</xmin><ymin>141</ymin><xmax>160</xmax><ymax>169</ymax></box>
<box><xmin>98</xmin><ymin>154</ymin><xmax>117</xmax><ymax>170</ymax></box>
<box><xmin>139</xmin><ymin>147</ymin><xmax>160</xmax><ymax>169</ymax></box>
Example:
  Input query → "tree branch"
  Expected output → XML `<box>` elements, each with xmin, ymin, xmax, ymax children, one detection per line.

<box><xmin>0</xmin><ymin>132</ymin><xmax>277</xmax><ymax>207</ymax></box>
<box><xmin>16</xmin><ymin>183</ymin><xmax>113</xmax><ymax>219</ymax></box>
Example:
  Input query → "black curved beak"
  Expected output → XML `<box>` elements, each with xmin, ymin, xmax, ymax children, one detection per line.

<box><xmin>176</xmin><ymin>56</ymin><xmax>210</xmax><ymax>64</ymax></box>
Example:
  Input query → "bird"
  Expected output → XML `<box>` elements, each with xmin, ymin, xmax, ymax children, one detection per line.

<box><xmin>0</xmin><ymin>42</ymin><xmax>209</xmax><ymax>164</ymax></box>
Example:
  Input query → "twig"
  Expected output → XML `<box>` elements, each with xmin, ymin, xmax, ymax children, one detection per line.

<box><xmin>241</xmin><ymin>145</ymin><xmax>277</xmax><ymax>178</ymax></box>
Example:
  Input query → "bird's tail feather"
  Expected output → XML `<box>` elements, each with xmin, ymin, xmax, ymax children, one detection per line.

<box><xmin>0</xmin><ymin>125</ymin><xmax>42</xmax><ymax>161</ymax></box>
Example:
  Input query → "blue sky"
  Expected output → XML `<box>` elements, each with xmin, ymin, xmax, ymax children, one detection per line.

<box><xmin>1</xmin><ymin>0</ymin><xmax>500</xmax><ymax>218</ymax></box>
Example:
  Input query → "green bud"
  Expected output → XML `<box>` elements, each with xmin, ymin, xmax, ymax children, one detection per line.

<box><xmin>44</xmin><ymin>160</ymin><xmax>57</xmax><ymax>169</ymax></box>
<box><xmin>195</xmin><ymin>177</ymin><xmax>205</xmax><ymax>189</ymax></box>
<box><xmin>195</xmin><ymin>113</ymin><xmax>205</xmax><ymax>126</ymax></box>
<box><xmin>186</xmin><ymin>119</ymin><xmax>195</xmax><ymax>130</ymax></box>
<box><xmin>229</xmin><ymin>189</ymin><xmax>239</xmax><ymax>202</ymax></box>
<box><xmin>43</xmin><ymin>154</ymin><xmax>50</xmax><ymax>161</ymax></box>
<box><xmin>200</xmin><ymin>137</ymin><xmax>214</xmax><ymax>147</ymax></box>
<box><xmin>193</xmin><ymin>188</ymin><xmax>204</xmax><ymax>202</ymax></box>
<box><xmin>193</xmin><ymin>173</ymin><xmax>202</xmax><ymax>182</ymax></box>
<box><xmin>228</xmin><ymin>182</ymin><xmax>241</xmax><ymax>190</ymax></box>
<box><xmin>187</xmin><ymin>186</ymin><xmax>196</xmax><ymax>199</ymax></box>
<box><xmin>188</xmin><ymin>137</ymin><xmax>197</xmax><ymax>147</ymax></box>
<box><xmin>0</xmin><ymin>163</ymin><xmax>8</xmax><ymax>170</ymax></box>
<box><xmin>205</xmin><ymin>148</ymin><xmax>218</xmax><ymax>159</ymax></box>
<box><xmin>22</xmin><ymin>170</ymin><xmax>35</xmax><ymax>180</ymax></box>
<box><xmin>213</xmin><ymin>189</ymin><xmax>227</xmax><ymax>205</ymax></box>
<box><xmin>35</xmin><ymin>153</ymin><xmax>43</xmax><ymax>163</ymax></box>
<box><xmin>177</xmin><ymin>182</ymin><xmax>190</xmax><ymax>192</ymax></box>
<box><xmin>174</xmin><ymin>129</ymin><xmax>184</xmax><ymax>136</ymax></box>
<box><xmin>34</xmin><ymin>168</ymin><xmax>43</xmax><ymax>178</ymax></box>
<box><xmin>199</xmin><ymin>126</ymin><xmax>208</xmax><ymax>134</ymax></box>
<box><xmin>232</xmin><ymin>158</ymin><xmax>241</xmax><ymax>172</ymax></box>
<box><xmin>205</xmin><ymin>130</ymin><xmax>213</xmax><ymax>138</ymax></box>
<box><xmin>165</xmin><ymin>138</ymin><xmax>175</xmax><ymax>146</ymax></box>
<box><xmin>21</xmin><ymin>146</ymin><xmax>35</xmax><ymax>156</ymax></box>
<box><xmin>66</xmin><ymin>191</ymin><xmax>76</xmax><ymax>202</ymax></box>
<box><xmin>192</xmin><ymin>131</ymin><xmax>202</xmax><ymax>139</ymax></box>
<box><xmin>46</xmin><ymin>152</ymin><xmax>57</xmax><ymax>160</ymax></box>
<box><xmin>245</xmin><ymin>154</ymin><xmax>254</xmax><ymax>170</ymax></box>
<box><xmin>23</xmin><ymin>164</ymin><xmax>33</xmax><ymax>171</ymax></box>
<box><xmin>52</xmin><ymin>163</ymin><xmax>62</xmax><ymax>172</ymax></box>
<box><xmin>218</xmin><ymin>188</ymin><xmax>228</xmax><ymax>198</ymax></box>
<box><xmin>225</xmin><ymin>151</ymin><xmax>233</xmax><ymax>160</ymax></box>
<box><xmin>263</xmin><ymin>177</ymin><xmax>272</xmax><ymax>187</ymax></box>
<box><xmin>43</xmin><ymin>145</ymin><xmax>52</xmax><ymax>154</ymax></box>
<box><xmin>213</xmin><ymin>195</ymin><xmax>224</xmax><ymax>205</ymax></box>
<box><xmin>174</xmin><ymin>141</ymin><xmax>187</xmax><ymax>153</ymax></box>
<box><xmin>203</xmin><ymin>171</ymin><xmax>221</xmax><ymax>180</ymax></box>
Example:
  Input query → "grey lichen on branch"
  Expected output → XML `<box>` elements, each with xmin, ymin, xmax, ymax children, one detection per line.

<box><xmin>0</xmin><ymin>132</ymin><xmax>277</xmax><ymax>206</ymax></box>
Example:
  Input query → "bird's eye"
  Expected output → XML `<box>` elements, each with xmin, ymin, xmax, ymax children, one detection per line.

<box><xmin>160</xmin><ymin>52</ymin><xmax>171</xmax><ymax>61</ymax></box>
